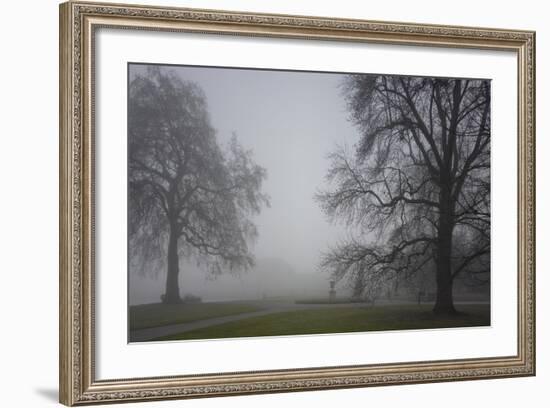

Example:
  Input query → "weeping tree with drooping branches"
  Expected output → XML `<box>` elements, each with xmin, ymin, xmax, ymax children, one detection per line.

<box><xmin>128</xmin><ymin>66</ymin><xmax>270</xmax><ymax>304</ymax></box>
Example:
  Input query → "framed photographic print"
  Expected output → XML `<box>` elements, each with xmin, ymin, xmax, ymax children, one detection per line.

<box><xmin>59</xmin><ymin>1</ymin><xmax>536</xmax><ymax>405</ymax></box>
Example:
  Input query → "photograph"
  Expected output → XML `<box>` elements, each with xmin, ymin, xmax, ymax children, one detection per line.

<box><xmin>127</xmin><ymin>63</ymin><xmax>492</xmax><ymax>343</ymax></box>
<box><xmin>57</xmin><ymin>2</ymin><xmax>535</xmax><ymax>404</ymax></box>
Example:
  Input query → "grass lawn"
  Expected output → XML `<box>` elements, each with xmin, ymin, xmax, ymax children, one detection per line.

<box><xmin>295</xmin><ymin>298</ymin><xmax>365</xmax><ymax>304</ymax></box>
<box><xmin>157</xmin><ymin>304</ymin><xmax>490</xmax><ymax>341</ymax></box>
<box><xmin>130</xmin><ymin>302</ymin><xmax>262</xmax><ymax>330</ymax></box>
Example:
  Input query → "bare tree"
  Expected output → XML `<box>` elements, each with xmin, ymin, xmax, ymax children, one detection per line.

<box><xmin>128</xmin><ymin>67</ymin><xmax>270</xmax><ymax>304</ymax></box>
<box><xmin>317</xmin><ymin>75</ymin><xmax>490</xmax><ymax>314</ymax></box>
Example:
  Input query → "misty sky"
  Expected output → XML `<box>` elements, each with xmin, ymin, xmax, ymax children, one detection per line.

<box><xmin>129</xmin><ymin>64</ymin><xmax>362</xmax><ymax>304</ymax></box>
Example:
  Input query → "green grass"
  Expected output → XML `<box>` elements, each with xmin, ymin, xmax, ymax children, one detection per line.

<box><xmin>129</xmin><ymin>302</ymin><xmax>261</xmax><ymax>330</ymax></box>
<box><xmin>294</xmin><ymin>298</ymin><xmax>366</xmax><ymax>304</ymax></box>
<box><xmin>156</xmin><ymin>304</ymin><xmax>490</xmax><ymax>341</ymax></box>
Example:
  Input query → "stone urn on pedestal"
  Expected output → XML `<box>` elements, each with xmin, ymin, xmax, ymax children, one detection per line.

<box><xmin>329</xmin><ymin>280</ymin><xmax>336</xmax><ymax>303</ymax></box>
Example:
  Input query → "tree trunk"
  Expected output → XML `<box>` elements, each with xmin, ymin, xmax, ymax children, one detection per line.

<box><xmin>433</xmin><ymin>258</ymin><xmax>455</xmax><ymax>314</ymax></box>
<box><xmin>433</xmin><ymin>186</ymin><xmax>456</xmax><ymax>315</ymax></box>
<box><xmin>163</xmin><ymin>226</ymin><xmax>182</xmax><ymax>304</ymax></box>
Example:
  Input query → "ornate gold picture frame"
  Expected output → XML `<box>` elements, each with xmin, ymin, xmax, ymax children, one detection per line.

<box><xmin>59</xmin><ymin>1</ymin><xmax>535</xmax><ymax>405</ymax></box>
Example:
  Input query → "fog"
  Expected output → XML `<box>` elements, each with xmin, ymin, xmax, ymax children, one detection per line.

<box><xmin>129</xmin><ymin>64</ymin><xmax>361</xmax><ymax>305</ymax></box>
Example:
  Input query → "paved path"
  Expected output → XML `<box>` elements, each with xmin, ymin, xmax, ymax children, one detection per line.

<box><xmin>129</xmin><ymin>301</ymin><xmax>358</xmax><ymax>342</ymax></box>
